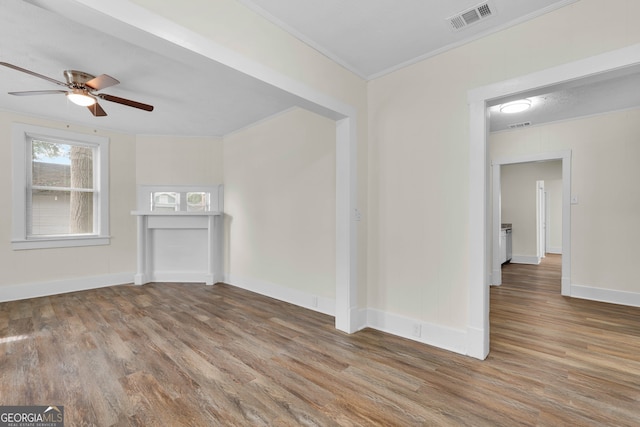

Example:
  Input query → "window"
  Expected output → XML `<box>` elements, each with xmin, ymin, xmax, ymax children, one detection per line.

<box><xmin>186</xmin><ymin>192</ymin><xmax>210</xmax><ymax>212</ymax></box>
<box><xmin>151</xmin><ymin>192</ymin><xmax>180</xmax><ymax>212</ymax></box>
<box><xmin>149</xmin><ymin>190</ymin><xmax>211</xmax><ymax>212</ymax></box>
<box><xmin>137</xmin><ymin>185</ymin><xmax>220</xmax><ymax>213</ymax></box>
<box><xmin>12</xmin><ymin>124</ymin><xmax>109</xmax><ymax>249</ymax></box>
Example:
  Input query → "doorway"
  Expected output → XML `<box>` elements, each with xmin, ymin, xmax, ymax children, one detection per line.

<box><xmin>490</xmin><ymin>153</ymin><xmax>570</xmax><ymax>292</ymax></box>
<box><xmin>467</xmin><ymin>43</ymin><xmax>640</xmax><ymax>359</ymax></box>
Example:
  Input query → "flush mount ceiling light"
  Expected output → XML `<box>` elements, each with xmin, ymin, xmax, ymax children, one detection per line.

<box><xmin>499</xmin><ymin>99</ymin><xmax>531</xmax><ymax>114</ymax></box>
<box><xmin>66</xmin><ymin>88</ymin><xmax>97</xmax><ymax>106</ymax></box>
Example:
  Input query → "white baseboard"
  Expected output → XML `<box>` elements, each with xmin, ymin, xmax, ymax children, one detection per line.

<box><xmin>365</xmin><ymin>308</ymin><xmax>468</xmax><ymax>355</ymax></box>
<box><xmin>546</xmin><ymin>247</ymin><xmax>562</xmax><ymax>254</ymax></box>
<box><xmin>491</xmin><ymin>268</ymin><xmax>502</xmax><ymax>286</ymax></box>
<box><xmin>356</xmin><ymin>308</ymin><xmax>368</xmax><ymax>331</ymax></box>
<box><xmin>0</xmin><ymin>272</ymin><xmax>134</xmax><ymax>303</ymax></box>
<box><xmin>466</xmin><ymin>325</ymin><xmax>489</xmax><ymax>360</ymax></box>
<box><xmin>224</xmin><ymin>274</ymin><xmax>336</xmax><ymax>316</ymax></box>
<box><xmin>571</xmin><ymin>284</ymin><xmax>640</xmax><ymax>308</ymax></box>
<box><xmin>510</xmin><ymin>255</ymin><xmax>541</xmax><ymax>265</ymax></box>
<box><xmin>151</xmin><ymin>271</ymin><xmax>213</xmax><ymax>284</ymax></box>
<box><xmin>224</xmin><ymin>275</ymin><xmax>469</xmax><ymax>356</ymax></box>
<box><xmin>1</xmin><ymin>271</ymin><xmax>470</xmax><ymax>358</ymax></box>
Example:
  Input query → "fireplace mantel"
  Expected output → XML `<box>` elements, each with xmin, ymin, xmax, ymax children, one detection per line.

<box><xmin>132</xmin><ymin>185</ymin><xmax>223</xmax><ymax>286</ymax></box>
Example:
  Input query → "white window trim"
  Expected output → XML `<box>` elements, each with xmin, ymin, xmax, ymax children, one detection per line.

<box><xmin>12</xmin><ymin>123</ymin><xmax>110</xmax><ymax>250</ymax></box>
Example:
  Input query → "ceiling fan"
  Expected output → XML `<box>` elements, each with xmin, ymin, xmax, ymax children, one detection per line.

<box><xmin>0</xmin><ymin>61</ymin><xmax>154</xmax><ymax>117</ymax></box>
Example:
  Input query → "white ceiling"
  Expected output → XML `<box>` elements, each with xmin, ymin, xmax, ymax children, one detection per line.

<box><xmin>0</xmin><ymin>0</ymin><xmax>306</xmax><ymax>136</ymax></box>
<box><xmin>1</xmin><ymin>0</ymin><xmax>638</xmax><ymax>137</ymax></box>
<box><xmin>489</xmin><ymin>64</ymin><xmax>640</xmax><ymax>132</ymax></box>
<box><xmin>239</xmin><ymin>0</ymin><xmax>578</xmax><ymax>80</ymax></box>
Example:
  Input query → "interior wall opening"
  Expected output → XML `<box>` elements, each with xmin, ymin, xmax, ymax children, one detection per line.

<box><xmin>468</xmin><ymin>43</ymin><xmax>640</xmax><ymax>360</ymax></box>
<box><xmin>490</xmin><ymin>155</ymin><xmax>570</xmax><ymax>294</ymax></box>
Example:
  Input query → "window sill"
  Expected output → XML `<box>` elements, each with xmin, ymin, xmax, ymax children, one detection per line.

<box><xmin>12</xmin><ymin>236</ymin><xmax>111</xmax><ymax>251</ymax></box>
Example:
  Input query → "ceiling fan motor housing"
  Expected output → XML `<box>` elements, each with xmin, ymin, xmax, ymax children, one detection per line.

<box><xmin>64</xmin><ymin>69</ymin><xmax>95</xmax><ymax>88</ymax></box>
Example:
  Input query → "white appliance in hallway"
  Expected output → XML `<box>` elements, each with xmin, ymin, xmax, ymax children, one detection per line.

<box><xmin>500</xmin><ymin>223</ymin><xmax>512</xmax><ymax>264</ymax></box>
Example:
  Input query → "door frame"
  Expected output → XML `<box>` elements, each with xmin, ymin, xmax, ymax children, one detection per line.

<box><xmin>467</xmin><ymin>43</ymin><xmax>640</xmax><ymax>359</ymax></box>
<box><xmin>545</xmin><ymin>190</ymin><xmax>552</xmax><ymax>254</ymax></box>
<box><xmin>491</xmin><ymin>152</ymin><xmax>571</xmax><ymax>291</ymax></box>
<box><xmin>537</xmin><ymin>180</ymin><xmax>546</xmax><ymax>261</ymax></box>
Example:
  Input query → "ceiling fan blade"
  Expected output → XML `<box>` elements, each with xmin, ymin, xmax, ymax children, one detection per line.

<box><xmin>98</xmin><ymin>93</ymin><xmax>153</xmax><ymax>112</ymax></box>
<box><xmin>85</xmin><ymin>74</ymin><xmax>120</xmax><ymax>91</ymax></box>
<box><xmin>9</xmin><ymin>90</ymin><xmax>68</xmax><ymax>96</ymax></box>
<box><xmin>0</xmin><ymin>62</ymin><xmax>68</xmax><ymax>87</ymax></box>
<box><xmin>87</xmin><ymin>102</ymin><xmax>107</xmax><ymax>117</ymax></box>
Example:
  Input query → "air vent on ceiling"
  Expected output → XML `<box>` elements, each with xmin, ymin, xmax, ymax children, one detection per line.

<box><xmin>447</xmin><ymin>2</ymin><xmax>494</xmax><ymax>31</ymax></box>
<box><xmin>507</xmin><ymin>121</ymin><xmax>532</xmax><ymax>129</ymax></box>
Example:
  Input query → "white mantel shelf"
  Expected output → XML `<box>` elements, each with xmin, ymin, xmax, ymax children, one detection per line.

<box><xmin>131</xmin><ymin>211</ymin><xmax>223</xmax><ymax>216</ymax></box>
<box><xmin>132</xmin><ymin>210</ymin><xmax>223</xmax><ymax>286</ymax></box>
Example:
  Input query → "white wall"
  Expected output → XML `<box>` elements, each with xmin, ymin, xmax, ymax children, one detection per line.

<box><xmin>135</xmin><ymin>134</ymin><xmax>223</xmax><ymax>185</ymax></box>
<box><xmin>367</xmin><ymin>0</ymin><xmax>640</xmax><ymax>341</ymax></box>
<box><xmin>223</xmin><ymin>108</ymin><xmax>336</xmax><ymax>313</ymax></box>
<box><xmin>0</xmin><ymin>111</ymin><xmax>136</xmax><ymax>297</ymax></box>
<box><xmin>501</xmin><ymin>160</ymin><xmax>562</xmax><ymax>260</ymax></box>
<box><xmin>491</xmin><ymin>108</ymin><xmax>640</xmax><ymax>295</ymax></box>
<box><xmin>0</xmin><ymin>115</ymin><xmax>225</xmax><ymax>301</ymax></box>
<box><xmin>546</xmin><ymin>179</ymin><xmax>563</xmax><ymax>254</ymax></box>
<box><xmin>130</xmin><ymin>0</ymin><xmax>370</xmax><ymax>307</ymax></box>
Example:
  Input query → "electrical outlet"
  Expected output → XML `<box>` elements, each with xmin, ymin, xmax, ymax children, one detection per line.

<box><xmin>412</xmin><ymin>323</ymin><xmax>421</xmax><ymax>338</ymax></box>
<box><xmin>355</xmin><ymin>208</ymin><xmax>362</xmax><ymax>221</ymax></box>
<box><xmin>311</xmin><ymin>296</ymin><xmax>318</xmax><ymax>308</ymax></box>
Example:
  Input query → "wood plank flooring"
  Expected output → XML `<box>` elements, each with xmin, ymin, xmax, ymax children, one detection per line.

<box><xmin>1</xmin><ymin>256</ymin><xmax>639</xmax><ymax>426</ymax></box>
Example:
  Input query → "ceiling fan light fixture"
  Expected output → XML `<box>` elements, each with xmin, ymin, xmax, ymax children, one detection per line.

<box><xmin>499</xmin><ymin>99</ymin><xmax>531</xmax><ymax>114</ymax></box>
<box><xmin>66</xmin><ymin>89</ymin><xmax>96</xmax><ymax>107</ymax></box>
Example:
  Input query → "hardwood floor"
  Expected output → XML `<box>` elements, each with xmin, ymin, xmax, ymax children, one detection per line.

<box><xmin>1</xmin><ymin>257</ymin><xmax>639</xmax><ymax>426</ymax></box>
